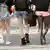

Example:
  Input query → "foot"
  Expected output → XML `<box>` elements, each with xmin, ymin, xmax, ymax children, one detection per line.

<box><xmin>6</xmin><ymin>41</ymin><xmax>11</xmax><ymax>44</ymax></box>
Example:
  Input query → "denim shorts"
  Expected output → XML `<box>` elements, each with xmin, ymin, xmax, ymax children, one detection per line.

<box><xmin>0</xmin><ymin>11</ymin><xmax>28</xmax><ymax>20</ymax></box>
<box><xmin>16</xmin><ymin>11</ymin><xmax>28</xmax><ymax>18</ymax></box>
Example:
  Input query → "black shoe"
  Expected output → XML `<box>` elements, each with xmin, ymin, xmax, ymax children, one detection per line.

<box><xmin>21</xmin><ymin>37</ymin><xmax>26</xmax><ymax>45</ymax></box>
<box><xmin>25</xmin><ymin>33</ymin><xmax>30</xmax><ymax>43</ymax></box>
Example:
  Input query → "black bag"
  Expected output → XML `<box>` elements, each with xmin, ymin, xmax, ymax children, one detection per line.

<box><xmin>25</xmin><ymin>12</ymin><xmax>36</xmax><ymax>26</ymax></box>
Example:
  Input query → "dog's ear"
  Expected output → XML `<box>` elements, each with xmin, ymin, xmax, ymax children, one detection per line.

<box><xmin>25</xmin><ymin>33</ymin><xmax>27</xmax><ymax>35</ymax></box>
<box><xmin>25</xmin><ymin>33</ymin><xmax>29</xmax><ymax>38</ymax></box>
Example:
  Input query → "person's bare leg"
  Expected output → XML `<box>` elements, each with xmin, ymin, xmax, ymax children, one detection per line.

<box><xmin>23</xmin><ymin>18</ymin><xmax>30</xmax><ymax>44</ymax></box>
<box><xmin>5</xmin><ymin>20</ymin><xmax>11</xmax><ymax>44</ymax></box>
<box><xmin>0</xmin><ymin>20</ymin><xmax>5</xmax><ymax>44</ymax></box>
<box><xmin>0</xmin><ymin>27</ymin><xmax>5</xmax><ymax>44</ymax></box>
<box><xmin>18</xmin><ymin>16</ymin><xmax>26</xmax><ymax>45</ymax></box>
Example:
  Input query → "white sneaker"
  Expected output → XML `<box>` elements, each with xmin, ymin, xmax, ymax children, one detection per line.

<box><xmin>6</xmin><ymin>41</ymin><xmax>11</xmax><ymax>44</ymax></box>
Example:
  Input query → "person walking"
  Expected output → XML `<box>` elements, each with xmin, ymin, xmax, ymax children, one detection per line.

<box><xmin>10</xmin><ymin>5</ymin><xmax>30</xmax><ymax>45</ymax></box>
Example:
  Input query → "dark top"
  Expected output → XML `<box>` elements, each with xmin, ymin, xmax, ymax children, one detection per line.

<box><xmin>32</xmin><ymin>0</ymin><xmax>49</xmax><ymax>11</ymax></box>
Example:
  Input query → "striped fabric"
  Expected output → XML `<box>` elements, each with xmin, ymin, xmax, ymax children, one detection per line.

<box><xmin>36</xmin><ymin>11</ymin><xmax>50</xmax><ymax>17</ymax></box>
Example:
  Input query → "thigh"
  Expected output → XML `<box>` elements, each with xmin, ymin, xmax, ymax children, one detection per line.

<box><xmin>5</xmin><ymin>19</ymin><xmax>10</xmax><ymax>29</ymax></box>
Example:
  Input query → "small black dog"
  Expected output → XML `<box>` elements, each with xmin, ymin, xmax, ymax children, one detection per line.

<box><xmin>21</xmin><ymin>33</ymin><xmax>30</xmax><ymax>45</ymax></box>
<box><xmin>21</xmin><ymin>37</ymin><xmax>26</xmax><ymax>45</ymax></box>
<box><xmin>25</xmin><ymin>33</ymin><xmax>30</xmax><ymax>43</ymax></box>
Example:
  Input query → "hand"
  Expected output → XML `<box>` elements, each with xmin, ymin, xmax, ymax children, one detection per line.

<box><xmin>10</xmin><ymin>12</ymin><xmax>14</xmax><ymax>16</ymax></box>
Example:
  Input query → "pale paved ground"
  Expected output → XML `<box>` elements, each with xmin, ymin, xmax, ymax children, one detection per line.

<box><xmin>0</xmin><ymin>18</ymin><xmax>50</xmax><ymax>50</ymax></box>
